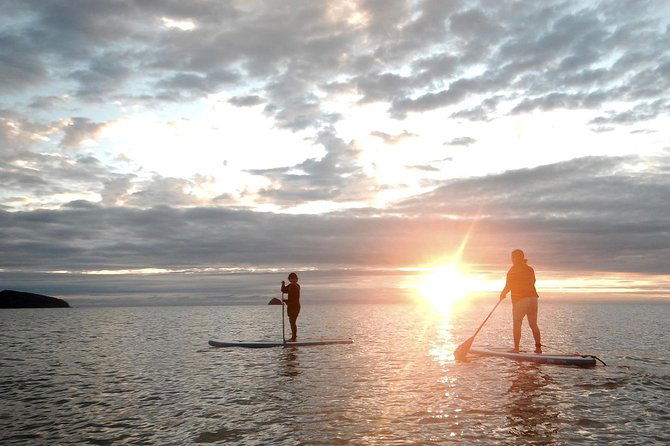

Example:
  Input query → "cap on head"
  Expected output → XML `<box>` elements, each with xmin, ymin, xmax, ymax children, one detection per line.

<box><xmin>511</xmin><ymin>249</ymin><xmax>526</xmax><ymax>264</ymax></box>
<box><xmin>288</xmin><ymin>272</ymin><xmax>298</xmax><ymax>281</ymax></box>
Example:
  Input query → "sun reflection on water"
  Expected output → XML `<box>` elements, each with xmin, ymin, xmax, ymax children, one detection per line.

<box><xmin>411</xmin><ymin>297</ymin><xmax>459</xmax><ymax>365</ymax></box>
<box><xmin>429</xmin><ymin>318</ymin><xmax>458</xmax><ymax>365</ymax></box>
<box><xmin>403</xmin><ymin>261</ymin><xmax>481</xmax><ymax>364</ymax></box>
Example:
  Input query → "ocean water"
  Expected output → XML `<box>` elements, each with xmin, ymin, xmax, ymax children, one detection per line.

<box><xmin>1</xmin><ymin>301</ymin><xmax>669</xmax><ymax>445</ymax></box>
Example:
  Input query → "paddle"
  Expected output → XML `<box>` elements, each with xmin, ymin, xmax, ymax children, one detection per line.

<box><xmin>454</xmin><ymin>298</ymin><xmax>502</xmax><ymax>361</ymax></box>
<box><xmin>281</xmin><ymin>292</ymin><xmax>286</xmax><ymax>346</ymax></box>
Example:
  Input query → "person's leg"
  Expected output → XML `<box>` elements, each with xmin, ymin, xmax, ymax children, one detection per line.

<box><xmin>288</xmin><ymin>306</ymin><xmax>299</xmax><ymax>341</ymax></box>
<box><xmin>526</xmin><ymin>297</ymin><xmax>542</xmax><ymax>353</ymax></box>
<box><xmin>512</xmin><ymin>299</ymin><xmax>525</xmax><ymax>352</ymax></box>
<box><xmin>289</xmin><ymin>315</ymin><xmax>297</xmax><ymax>341</ymax></box>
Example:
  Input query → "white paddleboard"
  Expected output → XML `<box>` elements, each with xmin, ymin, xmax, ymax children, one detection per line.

<box><xmin>209</xmin><ymin>339</ymin><xmax>353</xmax><ymax>348</ymax></box>
<box><xmin>469</xmin><ymin>347</ymin><xmax>597</xmax><ymax>366</ymax></box>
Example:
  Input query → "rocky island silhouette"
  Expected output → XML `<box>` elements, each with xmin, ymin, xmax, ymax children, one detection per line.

<box><xmin>1</xmin><ymin>290</ymin><xmax>70</xmax><ymax>308</ymax></box>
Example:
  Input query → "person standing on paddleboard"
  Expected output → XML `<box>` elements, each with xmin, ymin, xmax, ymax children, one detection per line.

<box><xmin>281</xmin><ymin>272</ymin><xmax>300</xmax><ymax>342</ymax></box>
<box><xmin>499</xmin><ymin>249</ymin><xmax>542</xmax><ymax>354</ymax></box>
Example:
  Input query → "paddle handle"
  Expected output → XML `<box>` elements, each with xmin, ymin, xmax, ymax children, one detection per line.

<box><xmin>471</xmin><ymin>298</ymin><xmax>502</xmax><ymax>339</ymax></box>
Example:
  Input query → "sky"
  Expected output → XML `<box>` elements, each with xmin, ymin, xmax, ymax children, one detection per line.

<box><xmin>1</xmin><ymin>0</ymin><xmax>669</xmax><ymax>299</ymax></box>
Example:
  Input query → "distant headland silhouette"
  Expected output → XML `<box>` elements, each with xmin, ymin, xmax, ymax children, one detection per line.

<box><xmin>0</xmin><ymin>290</ymin><xmax>70</xmax><ymax>308</ymax></box>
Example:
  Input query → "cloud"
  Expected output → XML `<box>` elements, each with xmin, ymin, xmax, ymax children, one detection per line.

<box><xmin>68</xmin><ymin>54</ymin><xmax>135</xmax><ymax>101</ymax></box>
<box><xmin>451</xmin><ymin>95</ymin><xmax>502</xmax><ymax>121</ymax></box>
<box><xmin>396</xmin><ymin>154</ymin><xmax>670</xmax><ymax>232</ymax></box>
<box><xmin>155</xmin><ymin>69</ymin><xmax>240</xmax><ymax>100</ymax></box>
<box><xmin>122</xmin><ymin>175</ymin><xmax>209</xmax><ymax>208</ymax></box>
<box><xmin>353</xmin><ymin>73</ymin><xmax>413</xmax><ymax>105</ymax></box>
<box><xmin>1</xmin><ymin>0</ymin><xmax>667</xmax><ymax>130</ymax></box>
<box><xmin>0</xmin><ymin>111</ymin><xmax>164</xmax><ymax>210</ymax></box>
<box><xmin>248</xmin><ymin>128</ymin><xmax>377</xmax><ymax>203</ymax></box>
<box><xmin>28</xmin><ymin>95</ymin><xmax>70</xmax><ymax>109</ymax></box>
<box><xmin>450</xmin><ymin>106</ymin><xmax>491</xmax><ymax>121</ymax></box>
<box><xmin>0</xmin><ymin>0</ymin><xmax>668</xmax><ymax>262</ymax></box>
<box><xmin>2</xmin><ymin>153</ymin><xmax>669</xmax><ymax>276</ymax></box>
<box><xmin>59</xmin><ymin>117</ymin><xmax>109</xmax><ymax>149</ymax></box>
<box><xmin>589</xmin><ymin>99</ymin><xmax>668</xmax><ymax>126</ymax></box>
<box><xmin>0</xmin><ymin>206</ymin><xmax>482</xmax><ymax>271</ymax></box>
<box><xmin>444</xmin><ymin>137</ymin><xmax>476</xmax><ymax>146</ymax></box>
<box><xmin>229</xmin><ymin>95</ymin><xmax>264</xmax><ymax>107</ymax></box>
<box><xmin>100</xmin><ymin>175</ymin><xmax>134</xmax><ymax>206</ymax></box>
<box><xmin>0</xmin><ymin>32</ymin><xmax>48</xmax><ymax>92</ymax></box>
<box><xmin>1</xmin><ymin>1</ymin><xmax>667</xmax><ymax>215</ymax></box>
<box><xmin>1</xmin><ymin>206</ymin><xmax>431</xmax><ymax>271</ymax></box>
<box><xmin>0</xmin><ymin>154</ymin><xmax>128</xmax><ymax>210</ymax></box>
<box><xmin>370</xmin><ymin>130</ymin><xmax>417</xmax><ymax>144</ymax></box>
<box><xmin>389</xmin><ymin>2</ymin><xmax>669</xmax><ymax>125</ymax></box>
<box><xmin>406</xmin><ymin>164</ymin><xmax>440</xmax><ymax>172</ymax></box>
<box><xmin>591</xmin><ymin>126</ymin><xmax>614</xmax><ymax>133</ymax></box>
<box><xmin>0</xmin><ymin>110</ymin><xmax>54</xmax><ymax>157</ymax></box>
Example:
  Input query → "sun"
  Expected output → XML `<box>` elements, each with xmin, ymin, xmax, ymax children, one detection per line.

<box><xmin>418</xmin><ymin>263</ymin><xmax>473</xmax><ymax>310</ymax></box>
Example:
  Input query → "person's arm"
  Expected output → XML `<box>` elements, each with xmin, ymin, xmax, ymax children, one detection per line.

<box><xmin>530</xmin><ymin>267</ymin><xmax>539</xmax><ymax>296</ymax></box>
<box><xmin>281</xmin><ymin>281</ymin><xmax>288</xmax><ymax>294</ymax></box>
<box><xmin>531</xmin><ymin>267</ymin><xmax>536</xmax><ymax>285</ymax></box>
<box><xmin>500</xmin><ymin>272</ymin><xmax>511</xmax><ymax>300</ymax></box>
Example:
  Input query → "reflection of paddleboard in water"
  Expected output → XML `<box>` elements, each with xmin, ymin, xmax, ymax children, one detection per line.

<box><xmin>208</xmin><ymin>339</ymin><xmax>354</xmax><ymax>348</ymax></box>
<box><xmin>469</xmin><ymin>347</ymin><xmax>597</xmax><ymax>366</ymax></box>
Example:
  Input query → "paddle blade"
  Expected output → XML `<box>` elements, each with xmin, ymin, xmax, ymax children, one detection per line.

<box><xmin>454</xmin><ymin>336</ymin><xmax>474</xmax><ymax>361</ymax></box>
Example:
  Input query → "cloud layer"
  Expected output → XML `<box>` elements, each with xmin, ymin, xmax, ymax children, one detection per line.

<box><xmin>2</xmin><ymin>0</ymin><xmax>669</xmax><ymax>207</ymax></box>
<box><xmin>1</xmin><ymin>0</ymin><xmax>669</xmax><ymax>283</ymax></box>
<box><xmin>2</xmin><ymin>154</ymin><xmax>668</xmax><ymax>275</ymax></box>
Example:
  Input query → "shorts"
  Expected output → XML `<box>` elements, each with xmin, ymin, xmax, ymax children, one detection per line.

<box><xmin>287</xmin><ymin>305</ymin><xmax>300</xmax><ymax>320</ymax></box>
<box><xmin>512</xmin><ymin>297</ymin><xmax>538</xmax><ymax>324</ymax></box>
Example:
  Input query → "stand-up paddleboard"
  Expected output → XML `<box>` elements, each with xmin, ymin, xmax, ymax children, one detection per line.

<box><xmin>469</xmin><ymin>347</ymin><xmax>597</xmax><ymax>366</ymax></box>
<box><xmin>209</xmin><ymin>339</ymin><xmax>353</xmax><ymax>348</ymax></box>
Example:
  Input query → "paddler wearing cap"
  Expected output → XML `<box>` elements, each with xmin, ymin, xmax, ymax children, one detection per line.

<box><xmin>499</xmin><ymin>249</ymin><xmax>542</xmax><ymax>353</ymax></box>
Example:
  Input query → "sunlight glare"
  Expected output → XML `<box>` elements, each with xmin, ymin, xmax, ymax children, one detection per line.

<box><xmin>418</xmin><ymin>263</ymin><xmax>473</xmax><ymax>311</ymax></box>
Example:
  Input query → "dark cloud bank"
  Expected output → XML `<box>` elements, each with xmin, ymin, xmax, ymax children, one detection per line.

<box><xmin>2</xmin><ymin>154</ymin><xmax>668</xmax><ymax>277</ymax></box>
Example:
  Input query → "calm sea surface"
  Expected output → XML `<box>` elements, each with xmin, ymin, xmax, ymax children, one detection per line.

<box><xmin>1</xmin><ymin>301</ymin><xmax>669</xmax><ymax>445</ymax></box>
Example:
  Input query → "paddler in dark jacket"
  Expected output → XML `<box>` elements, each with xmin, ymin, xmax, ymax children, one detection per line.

<box><xmin>281</xmin><ymin>272</ymin><xmax>301</xmax><ymax>342</ymax></box>
<box><xmin>499</xmin><ymin>249</ymin><xmax>542</xmax><ymax>353</ymax></box>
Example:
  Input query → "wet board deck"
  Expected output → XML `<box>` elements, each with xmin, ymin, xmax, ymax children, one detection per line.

<box><xmin>209</xmin><ymin>339</ymin><xmax>354</xmax><ymax>348</ymax></box>
<box><xmin>469</xmin><ymin>347</ymin><xmax>597</xmax><ymax>367</ymax></box>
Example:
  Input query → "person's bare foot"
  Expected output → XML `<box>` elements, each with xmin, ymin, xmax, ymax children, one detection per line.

<box><xmin>288</xmin><ymin>338</ymin><xmax>297</xmax><ymax>342</ymax></box>
<box><xmin>534</xmin><ymin>345</ymin><xmax>543</xmax><ymax>354</ymax></box>
<box><xmin>508</xmin><ymin>348</ymin><xmax>520</xmax><ymax>353</ymax></box>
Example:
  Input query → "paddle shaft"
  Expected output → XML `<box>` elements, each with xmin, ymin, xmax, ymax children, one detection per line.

<box><xmin>281</xmin><ymin>292</ymin><xmax>286</xmax><ymax>345</ymax></box>
<box><xmin>470</xmin><ymin>298</ymin><xmax>502</xmax><ymax>340</ymax></box>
